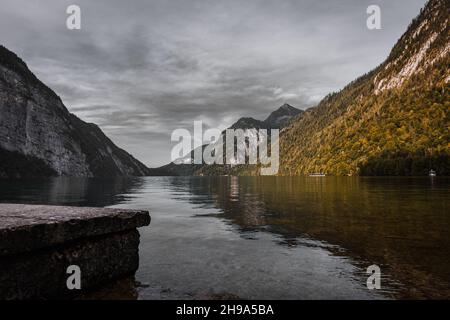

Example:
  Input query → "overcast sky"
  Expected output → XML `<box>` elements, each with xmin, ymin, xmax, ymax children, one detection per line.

<box><xmin>0</xmin><ymin>0</ymin><xmax>427</xmax><ymax>166</ymax></box>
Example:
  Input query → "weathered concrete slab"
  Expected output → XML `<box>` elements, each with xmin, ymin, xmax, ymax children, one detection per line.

<box><xmin>0</xmin><ymin>204</ymin><xmax>150</xmax><ymax>256</ymax></box>
<box><xmin>0</xmin><ymin>204</ymin><xmax>150</xmax><ymax>299</ymax></box>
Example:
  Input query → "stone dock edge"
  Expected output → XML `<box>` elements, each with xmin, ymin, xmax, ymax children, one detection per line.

<box><xmin>0</xmin><ymin>204</ymin><xmax>151</xmax><ymax>299</ymax></box>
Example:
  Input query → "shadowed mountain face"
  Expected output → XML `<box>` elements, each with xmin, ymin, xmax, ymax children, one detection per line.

<box><xmin>279</xmin><ymin>0</ymin><xmax>449</xmax><ymax>176</ymax></box>
<box><xmin>0</xmin><ymin>46</ymin><xmax>150</xmax><ymax>178</ymax></box>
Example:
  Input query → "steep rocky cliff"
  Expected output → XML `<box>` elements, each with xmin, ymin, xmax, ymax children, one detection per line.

<box><xmin>0</xmin><ymin>46</ymin><xmax>150</xmax><ymax>178</ymax></box>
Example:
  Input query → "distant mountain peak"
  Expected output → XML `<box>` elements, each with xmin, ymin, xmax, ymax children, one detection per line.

<box><xmin>279</xmin><ymin>103</ymin><xmax>295</xmax><ymax>110</ymax></box>
<box><xmin>158</xmin><ymin>102</ymin><xmax>304</xmax><ymax>175</ymax></box>
<box><xmin>264</xmin><ymin>103</ymin><xmax>303</xmax><ymax>128</ymax></box>
<box><xmin>230</xmin><ymin>117</ymin><xmax>266</xmax><ymax>130</ymax></box>
<box><xmin>228</xmin><ymin>104</ymin><xmax>303</xmax><ymax>131</ymax></box>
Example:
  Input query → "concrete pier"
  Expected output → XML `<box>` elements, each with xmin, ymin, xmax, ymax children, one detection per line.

<box><xmin>0</xmin><ymin>204</ymin><xmax>150</xmax><ymax>299</ymax></box>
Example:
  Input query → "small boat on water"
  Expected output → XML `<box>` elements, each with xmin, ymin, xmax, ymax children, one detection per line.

<box><xmin>429</xmin><ymin>169</ymin><xmax>436</xmax><ymax>177</ymax></box>
<box><xmin>309</xmin><ymin>173</ymin><xmax>326</xmax><ymax>177</ymax></box>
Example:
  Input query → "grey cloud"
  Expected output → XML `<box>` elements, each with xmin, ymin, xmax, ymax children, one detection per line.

<box><xmin>0</xmin><ymin>0</ymin><xmax>427</xmax><ymax>166</ymax></box>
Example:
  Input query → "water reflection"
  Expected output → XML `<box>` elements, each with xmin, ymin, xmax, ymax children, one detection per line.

<box><xmin>163</xmin><ymin>176</ymin><xmax>450</xmax><ymax>299</ymax></box>
<box><xmin>0</xmin><ymin>176</ymin><xmax>448</xmax><ymax>299</ymax></box>
<box><xmin>0</xmin><ymin>177</ymin><xmax>145</xmax><ymax>207</ymax></box>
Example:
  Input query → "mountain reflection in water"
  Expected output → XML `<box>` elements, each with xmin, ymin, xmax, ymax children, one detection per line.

<box><xmin>1</xmin><ymin>176</ymin><xmax>448</xmax><ymax>299</ymax></box>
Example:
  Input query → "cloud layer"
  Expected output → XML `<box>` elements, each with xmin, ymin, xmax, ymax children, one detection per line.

<box><xmin>0</xmin><ymin>0</ymin><xmax>427</xmax><ymax>166</ymax></box>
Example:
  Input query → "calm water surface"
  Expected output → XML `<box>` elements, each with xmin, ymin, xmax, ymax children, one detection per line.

<box><xmin>1</xmin><ymin>176</ymin><xmax>449</xmax><ymax>299</ymax></box>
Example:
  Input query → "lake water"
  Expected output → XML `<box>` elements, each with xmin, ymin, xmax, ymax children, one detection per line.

<box><xmin>1</xmin><ymin>176</ymin><xmax>449</xmax><ymax>299</ymax></box>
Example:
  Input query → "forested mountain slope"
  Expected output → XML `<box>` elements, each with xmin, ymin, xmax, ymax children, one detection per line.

<box><xmin>279</xmin><ymin>0</ymin><xmax>449</xmax><ymax>176</ymax></box>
